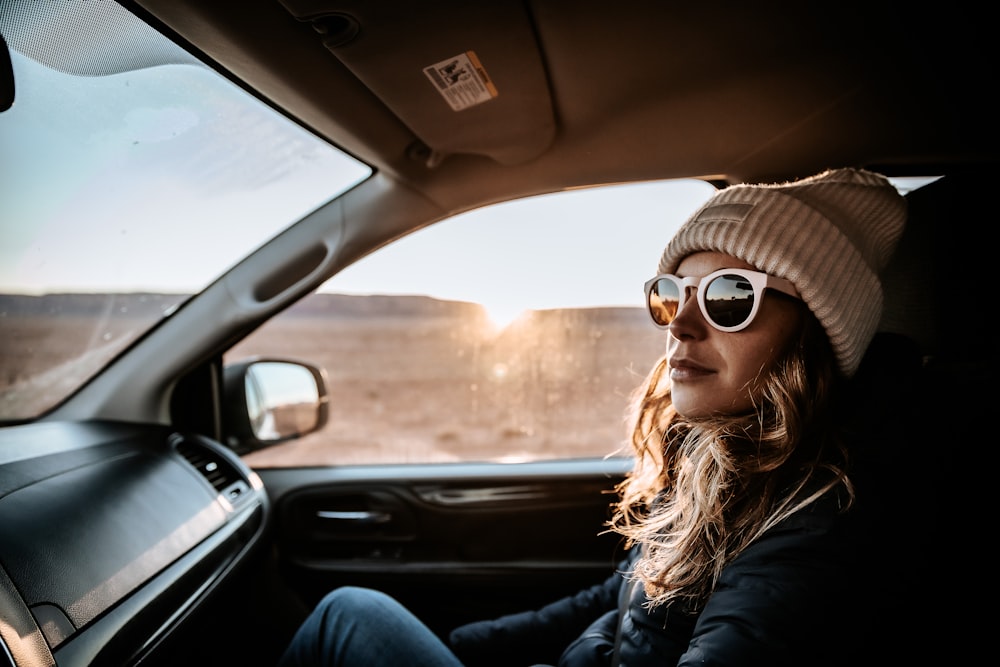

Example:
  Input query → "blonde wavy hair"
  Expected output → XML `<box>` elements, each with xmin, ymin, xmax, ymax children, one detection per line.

<box><xmin>607</xmin><ymin>310</ymin><xmax>853</xmax><ymax>611</ymax></box>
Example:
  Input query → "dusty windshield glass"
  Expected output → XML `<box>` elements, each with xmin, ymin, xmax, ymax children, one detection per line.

<box><xmin>0</xmin><ymin>1</ymin><xmax>371</xmax><ymax>421</ymax></box>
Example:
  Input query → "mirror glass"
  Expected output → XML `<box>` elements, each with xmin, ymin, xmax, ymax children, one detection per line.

<box><xmin>245</xmin><ymin>362</ymin><xmax>321</xmax><ymax>440</ymax></box>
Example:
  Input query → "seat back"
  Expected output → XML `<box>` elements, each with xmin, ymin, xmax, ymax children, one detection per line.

<box><xmin>848</xmin><ymin>171</ymin><xmax>994</xmax><ymax>665</ymax></box>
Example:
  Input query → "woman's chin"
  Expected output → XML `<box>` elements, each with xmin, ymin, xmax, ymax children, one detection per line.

<box><xmin>672</xmin><ymin>385</ymin><xmax>752</xmax><ymax>419</ymax></box>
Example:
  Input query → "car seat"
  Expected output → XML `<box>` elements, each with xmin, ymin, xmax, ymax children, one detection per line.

<box><xmin>846</xmin><ymin>171</ymin><xmax>992</xmax><ymax>665</ymax></box>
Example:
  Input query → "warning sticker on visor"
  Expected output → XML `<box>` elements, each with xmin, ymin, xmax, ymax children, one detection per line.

<box><xmin>423</xmin><ymin>51</ymin><xmax>498</xmax><ymax>111</ymax></box>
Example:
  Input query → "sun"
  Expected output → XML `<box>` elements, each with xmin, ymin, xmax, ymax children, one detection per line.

<box><xmin>481</xmin><ymin>302</ymin><xmax>527</xmax><ymax>332</ymax></box>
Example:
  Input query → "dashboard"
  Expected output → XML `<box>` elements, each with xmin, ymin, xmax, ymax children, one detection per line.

<box><xmin>0</xmin><ymin>421</ymin><xmax>268</xmax><ymax>667</ymax></box>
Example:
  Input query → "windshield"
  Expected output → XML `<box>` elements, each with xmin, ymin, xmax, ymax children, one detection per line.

<box><xmin>0</xmin><ymin>0</ymin><xmax>371</xmax><ymax>420</ymax></box>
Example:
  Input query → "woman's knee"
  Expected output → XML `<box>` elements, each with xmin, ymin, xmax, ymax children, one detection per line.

<box><xmin>285</xmin><ymin>586</ymin><xmax>461</xmax><ymax>667</ymax></box>
<box><xmin>315</xmin><ymin>586</ymin><xmax>396</xmax><ymax>620</ymax></box>
<box><xmin>309</xmin><ymin>586</ymin><xmax>409</xmax><ymax>639</ymax></box>
<box><xmin>290</xmin><ymin>587</ymin><xmax>396</xmax><ymax>662</ymax></box>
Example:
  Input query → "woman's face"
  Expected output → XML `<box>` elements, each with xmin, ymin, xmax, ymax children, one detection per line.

<box><xmin>666</xmin><ymin>251</ymin><xmax>804</xmax><ymax>418</ymax></box>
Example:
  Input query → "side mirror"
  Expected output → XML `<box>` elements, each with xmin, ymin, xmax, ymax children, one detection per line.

<box><xmin>1</xmin><ymin>31</ymin><xmax>14</xmax><ymax>112</ymax></box>
<box><xmin>222</xmin><ymin>358</ymin><xmax>329</xmax><ymax>453</ymax></box>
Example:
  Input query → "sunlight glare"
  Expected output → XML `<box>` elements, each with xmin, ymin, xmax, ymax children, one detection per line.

<box><xmin>483</xmin><ymin>303</ymin><xmax>528</xmax><ymax>333</ymax></box>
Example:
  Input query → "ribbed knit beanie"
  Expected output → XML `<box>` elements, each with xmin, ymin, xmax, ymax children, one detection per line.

<box><xmin>658</xmin><ymin>168</ymin><xmax>908</xmax><ymax>377</ymax></box>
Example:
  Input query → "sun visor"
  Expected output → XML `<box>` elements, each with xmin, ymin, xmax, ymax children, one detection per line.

<box><xmin>278</xmin><ymin>0</ymin><xmax>556</xmax><ymax>166</ymax></box>
<box><xmin>0</xmin><ymin>0</ymin><xmax>201</xmax><ymax>77</ymax></box>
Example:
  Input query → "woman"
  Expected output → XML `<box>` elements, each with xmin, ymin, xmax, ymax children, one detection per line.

<box><xmin>277</xmin><ymin>167</ymin><xmax>908</xmax><ymax>667</ymax></box>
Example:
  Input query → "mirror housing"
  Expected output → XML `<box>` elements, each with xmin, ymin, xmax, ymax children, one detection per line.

<box><xmin>1</xmin><ymin>31</ymin><xmax>14</xmax><ymax>112</ymax></box>
<box><xmin>222</xmin><ymin>358</ymin><xmax>329</xmax><ymax>453</ymax></box>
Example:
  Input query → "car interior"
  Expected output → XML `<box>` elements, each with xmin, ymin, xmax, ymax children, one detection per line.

<box><xmin>0</xmin><ymin>1</ymin><xmax>995</xmax><ymax>666</ymax></box>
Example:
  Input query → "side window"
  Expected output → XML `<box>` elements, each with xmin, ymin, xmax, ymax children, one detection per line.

<box><xmin>229</xmin><ymin>179</ymin><xmax>715</xmax><ymax>466</ymax></box>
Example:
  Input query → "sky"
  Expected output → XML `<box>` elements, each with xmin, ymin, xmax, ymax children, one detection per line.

<box><xmin>322</xmin><ymin>180</ymin><xmax>715</xmax><ymax>326</ymax></box>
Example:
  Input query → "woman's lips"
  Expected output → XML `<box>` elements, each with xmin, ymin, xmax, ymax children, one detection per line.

<box><xmin>669</xmin><ymin>357</ymin><xmax>713</xmax><ymax>381</ymax></box>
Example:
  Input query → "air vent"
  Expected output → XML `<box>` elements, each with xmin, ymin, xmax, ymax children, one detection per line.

<box><xmin>174</xmin><ymin>436</ymin><xmax>252</xmax><ymax>507</ymax></box>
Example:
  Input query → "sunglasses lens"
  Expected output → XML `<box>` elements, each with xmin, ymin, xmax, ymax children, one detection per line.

<box><xmin>648</xmin><ymin>277</ymin><xmax>681</xmax><ymax>326</ymax></box>
<box><xmin>704</xmin><ymin>273</ymin><xmax>756</xmax><ymax>328</ymax></box>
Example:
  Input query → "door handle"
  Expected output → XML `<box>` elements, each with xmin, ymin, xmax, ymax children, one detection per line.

<box><xmin>316</xmin><ymin>510</ymin><xmax>392</xmax><ymax>524</ymax></box>
<box><xmin>417</xmin><ymin>485</ymin><xmax>546</xmax><ymax>505</ymax></box>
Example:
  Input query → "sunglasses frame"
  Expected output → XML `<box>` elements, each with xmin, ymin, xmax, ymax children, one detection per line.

<box><xmin>644</xmin><ymin>268</ymin><xmax>801</xmax><ymax>332</ymax></box>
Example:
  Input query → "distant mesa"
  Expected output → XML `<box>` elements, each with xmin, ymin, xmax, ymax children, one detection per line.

<box><xmin>0</xmin><ymin>292</ymin><xmax>644</xmax><ymax>322</ymax></box>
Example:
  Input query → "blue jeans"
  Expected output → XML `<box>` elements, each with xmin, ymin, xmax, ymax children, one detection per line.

<box><xmin>277</xmin><ymin>586</ymin><xmax>465</xmax><ymax>667</ymax></box>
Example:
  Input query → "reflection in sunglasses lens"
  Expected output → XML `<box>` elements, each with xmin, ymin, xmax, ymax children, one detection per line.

<box><xmin>650</xmin><ymin>278</ymin><xmax>680</xmax><ymax>326</ymax></box>
<box><xmin>705</xmin><ymin>274</ymin><xmax>755</xmax><ymax>328</ymax></box>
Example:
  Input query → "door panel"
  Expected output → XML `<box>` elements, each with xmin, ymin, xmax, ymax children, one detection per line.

<box><xmin>258</xmin><ymin>458</ymin><xmax>631</xmax><ymax>637</ymax></box>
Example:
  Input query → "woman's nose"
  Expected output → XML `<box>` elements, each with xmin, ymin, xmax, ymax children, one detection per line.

<box><xmin>668</xmin><ymin>290</ymin><xmax>706</xmax><ymax>338</ymax></box>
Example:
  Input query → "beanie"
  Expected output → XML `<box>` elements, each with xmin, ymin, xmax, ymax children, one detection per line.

<box><xmin>657</xmin><ymin>168</ymin><xmax>907</xmax><ymax>377</ymax></box>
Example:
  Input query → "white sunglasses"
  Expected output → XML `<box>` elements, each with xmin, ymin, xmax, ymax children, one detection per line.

<box><xmin>644</xmin><ymin>268</ymin><xmax>801</xmax><ymax>332</ymax></box>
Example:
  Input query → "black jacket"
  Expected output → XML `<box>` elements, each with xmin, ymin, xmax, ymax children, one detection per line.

<box><xmin>449</xmin><ymin>493</ymin><xmax>881</xmax><ymax>667</ymax></box>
